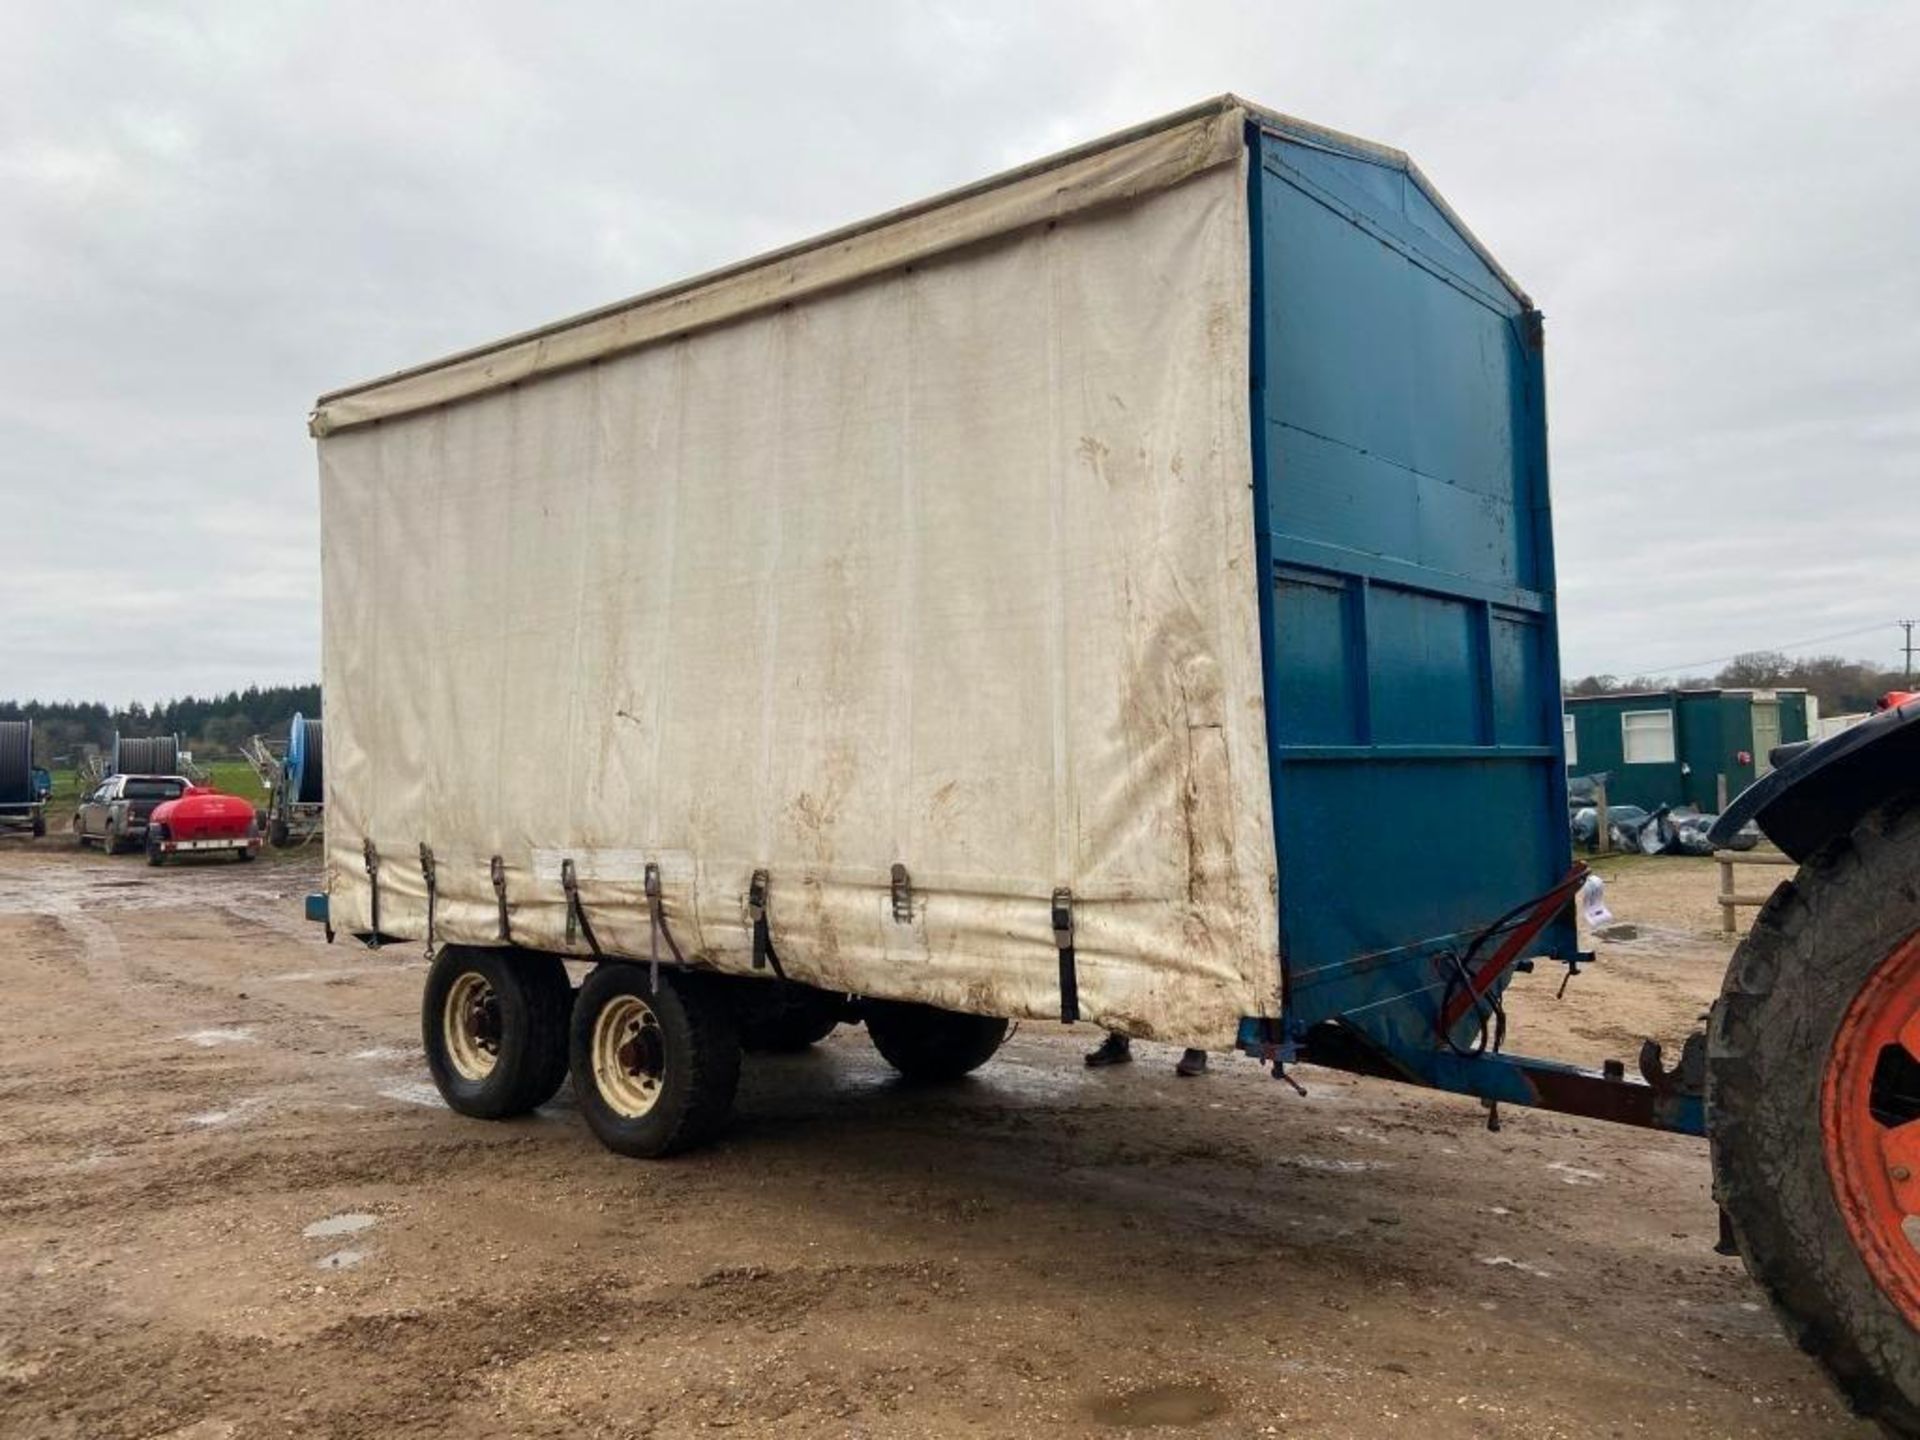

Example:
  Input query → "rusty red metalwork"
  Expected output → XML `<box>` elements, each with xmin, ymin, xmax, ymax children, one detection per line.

<box><xmin>1438</xmin><ymin>864</ymin><xmax>1589</xmax><ymax>1035</ymax></box>
<box><xmin>1822</xmin><ymin>928</ymin><xmax>1920</xmax><ymax>1328</ymax></box>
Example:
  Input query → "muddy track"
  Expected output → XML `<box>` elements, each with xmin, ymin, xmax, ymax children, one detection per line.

<box><xmin>0</xmin><ymin>839</ymin><xmax>1873</xmax><ymax>1437</ymax></box>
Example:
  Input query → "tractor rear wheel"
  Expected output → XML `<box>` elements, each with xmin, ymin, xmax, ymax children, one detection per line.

<box><xmin>1709</xmin><ymin>796</ymin><xmax>1920</xmax><ymax>1433</ymax></box>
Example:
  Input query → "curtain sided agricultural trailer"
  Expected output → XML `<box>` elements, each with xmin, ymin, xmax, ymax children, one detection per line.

<box><xmin>306</xmin><ymin>97</ymin><xmax>1920</xmax><ymax>1428</ymax></box>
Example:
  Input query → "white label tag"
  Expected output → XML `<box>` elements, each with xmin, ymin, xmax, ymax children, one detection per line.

<box><xmin>1579</xmin><ymin>874</ymin><xmax>1613</xmax><ymax>928</ymax></box>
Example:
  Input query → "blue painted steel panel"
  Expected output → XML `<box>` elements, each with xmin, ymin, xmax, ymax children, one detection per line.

<box><xmin>1247</xmin><ymin>122</ymin><xmax>1575</xmax><ymax>1056</ymax></box>
<box><xmin>1279</xmin><ymin>759</ymin><xmax>1566</xmax><ymax>970</ymax></box>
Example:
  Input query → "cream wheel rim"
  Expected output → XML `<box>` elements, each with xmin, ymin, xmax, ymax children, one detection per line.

<box><xmin>593</xmin><ymin>994</ymin><xmax>665</xmax><ymax>1118</ymax></box>
<box><xmin>443</xmin><ymin>972</ymin><xmax>501</xmax><ymax>1081</ymax></box>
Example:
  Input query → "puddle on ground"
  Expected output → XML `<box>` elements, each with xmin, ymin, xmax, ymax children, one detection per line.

<box><xmin>1087</xmin><ymin>1382</ymin><xmax>1229</xmax><ymax>1428</ymax></box>
<box><xmin>177</xmin><ymin>1028</ymin><xmax>256</xmax><ymax>1048</ymax></box>
<box><xmin>314</xmin><ymin>1248</ymin><xmax>368</xmax><ymax>1271</ymax></box>
<box><xmin>1480</xmin><ymin>1254</ymin><xmax>1554</xmax><ymax>1279</ymax></box>
<box><xmin>148</xmin><ymin>1417</ymin><xmax>238</xmax><ymax>1440</ymax></box>
<box><xmin>1280</xmin><ymin>1154</ymin><xmax>1388</xmax><ymax>1174</ymax></box>
<box><xmin>378</xmin><ymin>1081</ymin><xmax>446</xmax><ymax>1109</ymax></box>
<box><xmin>262</xmin><ymin>968</ymin><xmax>384</xmax><ymax>984</ymax></box>
<box><xmin>184</xmin><ymin>1096</ymin><xmax>268</xmax><ymax>1129</ymax></box>
<box><xmin>303</xmin><ymin>1212</ymin><xmax>378</xmax><ymax>1239</ymax></box>
<box><xmin>1546</xmin><ymin>1160</ymin><xmax>1604</xmax><ymax>1186</ymax></box>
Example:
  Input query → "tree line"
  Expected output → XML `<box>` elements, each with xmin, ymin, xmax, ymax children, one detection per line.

<box><xmin>4</xmin><ymin>654</ymin><xmax>1906</xmax><ymax>768</ymax></box>
<box><xmin>1565</xmin><ymin>652</ymin><xmax>1911</xmax><ymax>718</ymax></box>
<box><xmin>0</xmin><ymin>684</ymin><xmax>321</xmax><ymax>766</ymax></box>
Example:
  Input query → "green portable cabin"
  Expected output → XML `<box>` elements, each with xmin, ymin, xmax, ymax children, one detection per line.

<box><xmin>1564</xmin><ymin>689</ymin><xmax>1812</xmax><ymax>812</ymax></box>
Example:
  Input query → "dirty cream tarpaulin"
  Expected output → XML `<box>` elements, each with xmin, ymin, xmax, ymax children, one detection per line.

<box><xmin>314</xmin><ymin>98</ymin><xmax>1279</xmax><ymax>1046</ymax></box>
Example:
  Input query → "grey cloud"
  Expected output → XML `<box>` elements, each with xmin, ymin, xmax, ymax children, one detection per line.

<box><xmin>2</xmin><ymin>1</ymin><xmax>1914</xmax><ymax>700</ymax></box>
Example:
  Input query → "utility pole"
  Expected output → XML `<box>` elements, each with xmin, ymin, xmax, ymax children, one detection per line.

<box><xmin>1904</xmin><ymin>620</ymin><xmax>1918</xmax><ymax>686</ymax></box>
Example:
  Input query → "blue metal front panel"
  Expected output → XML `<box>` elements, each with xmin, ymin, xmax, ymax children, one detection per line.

<box><xmin>1246</xmin><ymin>123</ymin><xmax>1575</xmax><ymax>1047</ymax></box>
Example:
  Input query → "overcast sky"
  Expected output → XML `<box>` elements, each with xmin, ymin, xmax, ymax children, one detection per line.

<box><xmin>3</xmin><ymin>1</ymin><xmax>1916</xmax><ymax>703</ymax></box>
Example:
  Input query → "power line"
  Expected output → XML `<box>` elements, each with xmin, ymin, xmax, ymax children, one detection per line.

<box><xmin>1625</xmin><ymin>621</ymin><xmax>1898</xmax><ymax>679</ymax></box>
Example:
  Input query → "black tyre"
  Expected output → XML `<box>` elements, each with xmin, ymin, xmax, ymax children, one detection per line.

<box><xmin>864</xmin><ymin>1000</ymin><xmax>1008</xmax><ymax>1082</ymax></box>
<box><xmin>1709</xmin><ymin>798</ymin><xmax>1920</xmax><ymax>1433</ymax></box>
<box><xmin>569</xmin><ymin>965</ymin><xmax>740</xmax><ymax>1158</ymax></box>
<box><xmin>422</xmin><ymin>946</ymin><xmax>572</xmax><ymax>1119</ymax></box>
<box><xmin>146</xmin><ymin>828</ymin><xmax>166</xmax><ymax>867</ymax></box>
<box><xmin>736</xmin><ymin>984</ymin><xmax>844</xmax><ymax>1054</ymax></box>
<box><xmin>269</xmin><ymin>814</ymin><xmax>290</xmax><ymax>848</ymax></box>
<box><xmin>30</xmin><ymin>811</ymin><xmax>44</xmax><ymax>838</ymax></box>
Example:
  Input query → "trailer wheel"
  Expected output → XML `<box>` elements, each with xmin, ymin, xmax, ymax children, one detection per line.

<box><xmin>30</xmin><ymin>810</ymin><xmax>44</xmax><ymax>838</ymax></box>
<box><xmin>269</xmin><ymin>814</ymin><xmax>290</xmax><ymax>848</ymax></box>
<box><xmin>737</xmin><ymin>985</ymin><xmax>844</xmax><ymax>1054</ymax></box>
<box><xmin>569</xmin><ymin>965</ymin><xmax>740</xmax><ymax>1158</ymax></box>
<box><xmin>146</xmin><ymin>828</ymin><xmax>166</xmax><ymax>866</ymax></box>
<box><xmin>741</xmin><ymin>1006</ymin><xmax>841</xmax><ymax>1054</ymax></box>
<box><xmin>422</xmin><ymin>946</ymin><xmax>572</xmax><ymax>1119</ymax></box>
<box><xmin>864</xmin><ymin>1001</ymin><xmax>1008</xmax><ymax>1082</ymax></box>
<box><xmin>1709</xmin><ymin>798</ymin><xmax>1920</xmax><ymax>1432</ymax></box>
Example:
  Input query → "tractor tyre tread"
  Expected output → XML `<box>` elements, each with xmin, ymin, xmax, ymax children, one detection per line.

<box><xmin>1707</xmin><ymin>795</ymin><xmax>1920</xmax><ymax>1435</ymax></box>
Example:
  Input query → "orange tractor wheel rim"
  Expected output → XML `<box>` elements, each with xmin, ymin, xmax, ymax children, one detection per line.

<box><xmin>1823</xmin><ymin>928</ymin><xmax>1920</xmax><ymax>1327</ymax></box>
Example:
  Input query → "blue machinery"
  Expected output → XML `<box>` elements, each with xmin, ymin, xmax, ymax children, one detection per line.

<box><xmin>244</xmin><ymin>713</ymin><xmax>324</xmax><ymax>847</ymax></box>
<box><xmin>1231</xmin><ymin>115</ymin><xmax>1702</xmax><ymax>1136</ymax></box>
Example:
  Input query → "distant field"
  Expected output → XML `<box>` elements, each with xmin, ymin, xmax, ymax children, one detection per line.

<box><xmin>45</xmin><ymin>758</ymin><xmax>269</xmax><ymax>808</ymax></box>
<box><xmin>200</xmin><ymin>760</ymin><xmax>269</xmax><ymax>805</ymax></box>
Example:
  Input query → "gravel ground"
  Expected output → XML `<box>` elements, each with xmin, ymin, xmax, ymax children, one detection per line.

<box><xmin>0</xmin><ymin>834</ymin><xmax>1871</xmax><ymax>1438</ymax></box>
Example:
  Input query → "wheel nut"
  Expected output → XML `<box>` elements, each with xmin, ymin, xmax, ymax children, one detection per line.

<box><xmin>1893</xmin><ymin>1166</ymin><xmax>1912</xmax><ymax>1183</ymax></box>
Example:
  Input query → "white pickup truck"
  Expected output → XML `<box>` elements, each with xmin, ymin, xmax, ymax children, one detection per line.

<box><xmin>73</xmin><ymin>774</ymin><xmax>187</xmax><ymax>854</ymax></box>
